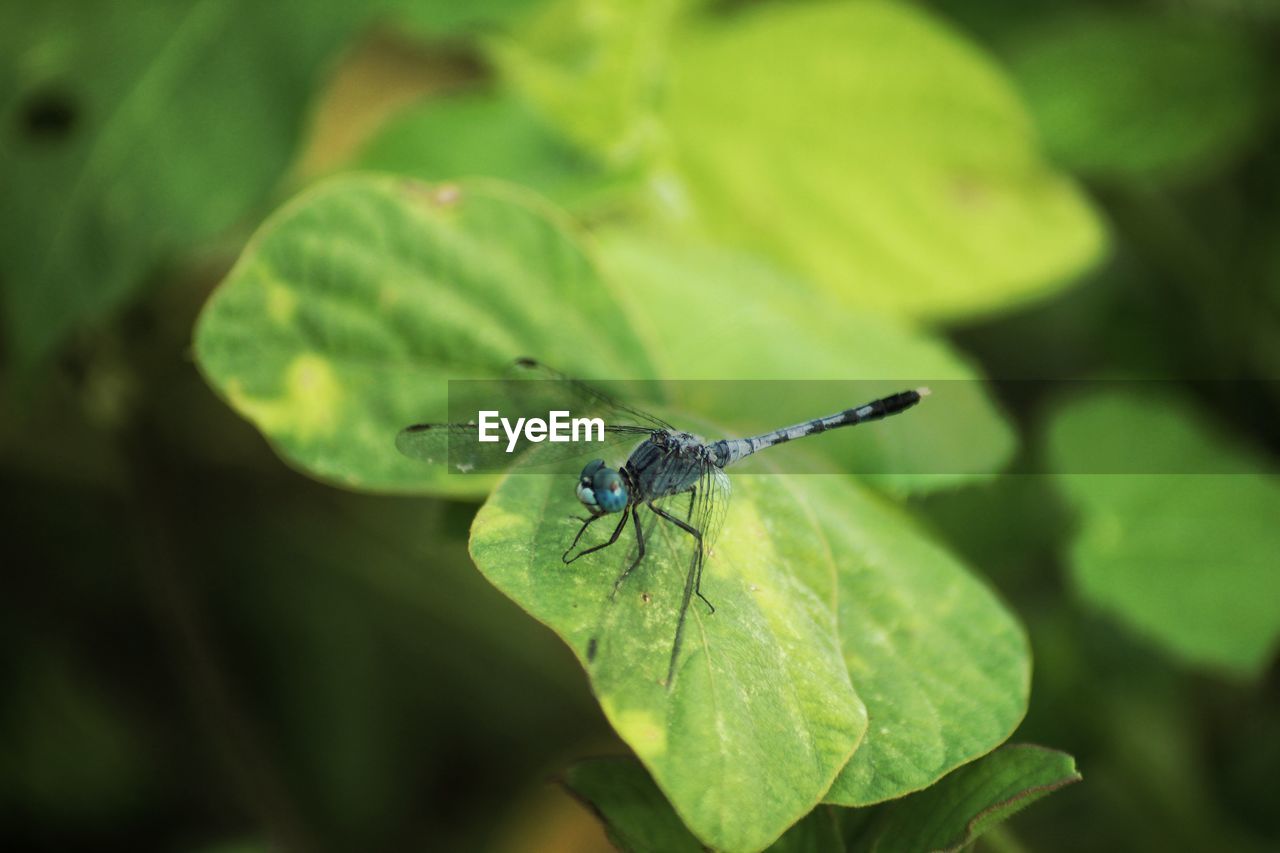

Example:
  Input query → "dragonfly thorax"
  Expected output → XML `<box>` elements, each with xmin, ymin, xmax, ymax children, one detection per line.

<box><xmin>623</xmin><ymin>431</ymin><xmax>712</xmax><ymax>500</ymax></box>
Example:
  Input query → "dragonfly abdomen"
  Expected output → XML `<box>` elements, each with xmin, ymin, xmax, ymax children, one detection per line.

<box><xmin>711</xmin><ymin>388</ymin><xmax>927</xmax><ymax>467</ymax></box>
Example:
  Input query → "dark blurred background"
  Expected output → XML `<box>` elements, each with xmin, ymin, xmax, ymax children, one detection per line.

<box><xmin>2</xmin><ymin>1</ymin><xmax>1279</xmax><ymax>851</ymax></box>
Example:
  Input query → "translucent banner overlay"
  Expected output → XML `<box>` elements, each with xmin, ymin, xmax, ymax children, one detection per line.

<box><xmin>391</xmin><ymin>378</ymin><xmax>1278</xmax><ymax>476</ymax></box>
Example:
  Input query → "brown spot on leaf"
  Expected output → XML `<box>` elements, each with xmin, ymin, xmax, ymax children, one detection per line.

<box><xmin>401</xmin><ymin>180</ymin><xmax>463</xmax><ymax>208</ymax></box>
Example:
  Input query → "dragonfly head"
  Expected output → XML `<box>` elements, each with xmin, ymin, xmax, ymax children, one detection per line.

<box><xmin>577</xmin><ymin>459</ymin><xmax>627</xmax><ymax>514</ymax></box>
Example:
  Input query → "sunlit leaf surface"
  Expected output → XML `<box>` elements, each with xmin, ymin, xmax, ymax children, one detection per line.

<box><xmin>810</xmin><ymin>478</ymin><xmax>1031</xmax><ymax>805</ymax></box>
<box><xmin>194</xmin><ymin>175</ymin><xmax>655</xmax><ymax>495</ymax></box>
<box><xmin>472</xmin><ymin>467</ymin><xmax>1030</xmax><ymax>849</ymax></box>
<box><xmin>196</xmin><ymin>174</ymin><xmax>1031</xmax><ymax>848</ymax></box>
<box><xmin>381</xmin><ymin>0</ymin><xmax>543</xmax><ymax>37</ymax></box>
<box><xmin>472</xmin><ymin>470</ymin><xmax>864</xmax><ymax>852</ymax></box>
<box><xmin>662</xmin><ymin>0</ymin><xmax>1107</xmax><ymax>320</ymax></box>
<box><xmin>595</xmin><ymin>234</ymin><xmax>1017</xmax><ymax>493</ymax></box>
<box><xmin>488</xmin><ymin>0</ymin><xmax>679</xmax><ymax>165</ymax></box>
<box><xmin>356</xmin><ymin>90</ymin><xmax>614</xmax><ymax>209</ymax></box>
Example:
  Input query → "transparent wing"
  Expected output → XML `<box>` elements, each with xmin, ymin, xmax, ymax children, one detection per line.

<box><xmin>511</xmin><ymin>358</ymin><xmax>676</xmax><ymax>432</ymax></box>
<box><xmin>691</xmin><ymin>464</ymin><xmax>731</xmax><ymax>552</ymax></box>
<box><xmin>645</xmin><ymin>461</ymin><xmax>730</xmax><ymax>552</ymax></box>
<box><xmin>396</xmin><ymin>357</ymin><xmax>673</xmax><ymax>474</ymax></box>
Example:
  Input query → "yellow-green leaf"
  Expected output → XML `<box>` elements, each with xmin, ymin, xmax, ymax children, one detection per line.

<box><xmin>471</xmin><ymin>467</ymin><xmax>1030</xmax><ymax>849</ymax></box>
<box><xmin>662</xmin><ymin>0</ymin><xmax>1107</xmax><ymax>319</ymax></box>
<box><xmin>471</xmin><ymin>470</ymin><xmax>864</xmax><ymax>852</ymax></box>
<box><xmin>193</xmin><ymin>175</ymin><xmax>656</xmax><ymax>496</ymax></box>
<box><xmin>812</xmin><ymin>478</ymin><xmax>1031</xmax><ymax>805</ymax></box>
<box><xmin>594</xmin><ymin>233</ymin><xmax>1017</xmax><ymax>493</ymax></box>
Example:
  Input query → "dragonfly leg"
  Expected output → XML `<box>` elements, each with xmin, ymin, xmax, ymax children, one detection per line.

<box><xmin>685</xmin><ymin>486</ymin><xmax>696</xmax><ymax>521</ymax></box>
<box><xmin>563</xmin><ymin>513</ymin><xmax>604</xmax><ymax>562</ymax></box>
<box><xmin>648</xmin><ymin>502</ymin><xmax>714</xmax><ymax>616</ymax></box>
<box><xmin>564</xmin><ymin>505</ymin><xmax>631</xmax><ymax>564</ymax></box>
<box><xmin>610</xmin><ymin>508</ymin><xmax>646</xmax><ymax>600</ymax></box>
<box><xmin>649</xmin><ymin>500</ymin><xmax>711</xmax><ymax>690</ymax></box>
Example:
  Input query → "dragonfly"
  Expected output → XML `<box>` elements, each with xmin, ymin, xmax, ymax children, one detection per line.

<box><xmin>396</xmin><ymin>358</ymin><xmax>929</xmax><ymax>687</ymax></box>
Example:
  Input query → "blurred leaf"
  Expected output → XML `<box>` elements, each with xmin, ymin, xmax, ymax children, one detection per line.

<box><xmin>814</xmin><ymin>477</ymin><xmax>1031</xmax><ymax>805</ymax></box>
<box><xmin>1008</xmin><ymin>11</ymin><xmax>1268</xmax><ymax>182</ymax></box>
<box><xmin>847</xmin><ymin>743</ymin><xmax>1081</xmax><ymax>852</ymax></box>
<box><xmin>562</xmin><ymin>745</ymin><xmax>1075</xmax><ymax>853</ymax></box>
<box><xmin>249</xmin><ymin>552</ymin><xmax>398</xmax><ymax>837</ymax></box>
<box><xmin>595</xmin><ymin>234</ymin><xmax>1017</xmax><ymax>493</ymax></box>
<box><xmin>488</xmin><ymin>0</ymin><xmax>679</xmax><ymax>165</ymax></box>
<box><xmin>769</xmin><ymin>810</ymin><xmax>847</xmax><ymax>853</ymax></box>
<box><xmin>471</xmin><ymin>469</ymin><xmax>1029</xmax><ymax>849</ymax></box>
<box><xmin>193</xmin><ymin>175</ymin><xmax>656</xmax><ymax>496</ymax></box>
<box><xmin>563</xmin><ymin>756</ymin><xmax>845</xmax><ymax>853</ymax></box>
<box><xmin>473</xmin><ymin>471</ymin><xmax>864</xmax><ymax>851</ymax></box>
<box><xmin>661</xmin><ymin>0</ymin><xmax>1106</xmax><ymax>320</ymax></box>
<box><xmin>0</xmin><ymin>653</ymin><xmax>149</xmax><ymax>818</ymax></box>
<box><xmin>381</xmin><ymin>0</ymin><xmax>545</xmax><ymax>37</ymax></box>
<box><xmin>355</xmin><ymin>89</ymin><xmax>614</xmax><ymax>208</ymax></box>
<box><xmin>1046</xmin><ymin>391</ymin><xmax>1280</xmax><ymax>677</ymax></box>
<box><xmin>0</xmin><ymin>0</ymin><xmax>360</xmax><ymax>365</ymax></box>
<box><xmin>929</xmin><ymin>0</ymin><xmax>1079</xmax><ymax>45</ymax></box>
<box><xmin>561</xmin><ymin>757</ymin><xmax>703</xmax><ymax>853</ymax></box>
<box><xmin>912</xmin><ymin>473</ymin><xmax>1073</xmax><ymax>587</ymax></box>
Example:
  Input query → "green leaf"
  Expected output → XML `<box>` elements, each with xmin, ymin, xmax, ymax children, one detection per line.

<box><xmin>472</xmin><ymin>470</ymin><xmax>865</xmax><ymax>852</ymax></box>
<box><xmin>562</xmin><ymin>746</ymin><xmax>1076</xmax><ymax>853</ymax></box>
<box><xmin>1008</xmin><ymin>11</ymin><xmax>1268</xmax><ymax>182</ymax></box>
<box><xmin>355</xmin><ymin>90</ymin><xmax>615</xmax><ymax>209</ymax></box>
<box><xmin>487</xmin><ymin>0</ymin><xmax>680</xmax><ymax>165</ymax></box>
<box><xmin>810</xmin><ymin>478</ymin><xmax>1031</xmax><ymax>806</ymax></box>
<box><xmin>662</xmin><ymin>0</ymin><xmax>1106</xmax><ymax>320</ymax></box>
<box><xmin>563</xmin><ymin>756</ymin><xmax>846</xmax><ymax>853</ymax></box>
<box><xmin>1046</xmin><ymin>391</ymin><xmax>1280</xmax><ymax>678</ymax></box>
<box><xmin>381</xmin><ymin>0</ymin><xmax>545</xmax><ymax>37</ymax></box>
<box><xmin>768</xmin><ymin>810</ymin><xmax>846</xmax><ymax>853</ymax></box>
<box><xmin>561</xmin><ymin>757</ymin><xmax>704</xmax><ymax>853</ymax></box>
<box><xmin>594</xmin><ymin>233</ymin><xmax>1017</xmax><ymax>493</ymax></box>
<box><xmin>470</xmin><ymin>467</ymin><xmax>1030</xmax><ymax>849</ymax></box>
<box><xmin>193</xmin><ymin>175</ymin><xmax>656</xmax><ymax>496</ymax></box>
<box><xmin>848</xmin><ymin>743</ymin><xmax>1081</xmax><ymax>853</ymax></box>
<box><xmin>0</xmin><ymin>0</ymin><xmax>360</xmax><ymax>365</ymax></box>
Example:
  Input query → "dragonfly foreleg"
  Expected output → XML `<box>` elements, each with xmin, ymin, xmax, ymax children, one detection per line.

<box><xmin>563</xmin><ymin>506</ymin><xmax>630</xmax><ymax>564</ymax></box>
<box><xmin>564</xmin><ymin>513</ymin><xmax>603</xmax><ymax>561</ymax></box>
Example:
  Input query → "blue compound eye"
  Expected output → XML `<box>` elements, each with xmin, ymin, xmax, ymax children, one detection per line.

<box><xmin>576</xmin><ymin>459</ymin><xmax>606</xmax><ymax>510</ymax></box>
<box><xmin>591</xmin><ymin>467</ymin><xmax>628</xmax><ymax>513</ymax></box>
<box><xmin>576</xmin><ymin>459</ymin><xmax>626</xmax><ymax>513</ymax></box>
